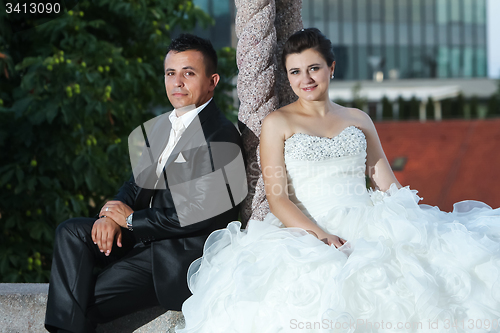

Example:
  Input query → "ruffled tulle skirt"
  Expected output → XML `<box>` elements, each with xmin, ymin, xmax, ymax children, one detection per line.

<box><xmin>177</xmin><ymin>186</ymin><xmax>500</xmax><ymax>333</ymax></box>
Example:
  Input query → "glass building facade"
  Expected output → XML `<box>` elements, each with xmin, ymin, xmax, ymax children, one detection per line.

<box><xmin>191</xmin><ymin>0</ymin><xmax>234</xmax><ymax>49</ymax></box>
<box><xmin>302</xmin><ymin>0</ymin><xmax>488</xmax><ymax>80</ymax></box>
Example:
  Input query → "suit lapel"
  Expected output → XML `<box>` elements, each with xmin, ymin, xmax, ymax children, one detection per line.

<box><xmin>163</xmin><ymin>100</ymin><xmax>218</xmax><ymax>171</ymax></box>
<box><xmin>135</xmin><ymin>100</ymin><xmax>219</xmax><ymax>208</ymax></box>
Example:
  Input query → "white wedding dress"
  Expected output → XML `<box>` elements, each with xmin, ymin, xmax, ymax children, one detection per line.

<box><xmin>177</xmin><ymin>126</ymin><xmax>500</xmax><ymax>333</ymax></box>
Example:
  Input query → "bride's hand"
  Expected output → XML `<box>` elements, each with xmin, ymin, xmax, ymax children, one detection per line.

<box><xmin>327</xmin><ymin>235</ymin><xmax>347</xmax><ymax>248</ymax></box>
<box><xmin>308</xmin><ymin>230</ymin><xmax>346</xmax><ymax>248</ymax></box>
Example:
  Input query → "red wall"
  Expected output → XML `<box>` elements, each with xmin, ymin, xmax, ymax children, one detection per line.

<box><xmin>375</xmin><ymin>119</ymin><xmax>500</xmax><ymax>211</ymax></box>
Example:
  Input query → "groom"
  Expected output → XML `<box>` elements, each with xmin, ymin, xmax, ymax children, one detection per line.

<box><xmin>45</xmin><ymin>34</ymin><xmax>245</xmax><ymax>333</ymax></box>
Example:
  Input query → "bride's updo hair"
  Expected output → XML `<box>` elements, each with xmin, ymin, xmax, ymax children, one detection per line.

<box><xmin>282</xmin><ymin>28</ymin><xmax>335</xmax><ymax>70</ymax></box>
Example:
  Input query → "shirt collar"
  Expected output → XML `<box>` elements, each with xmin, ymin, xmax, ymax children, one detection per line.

<box><xmin>169</xmin><ymin>98</ymin><xmax>212</xmax><ymax>128</ymax></box>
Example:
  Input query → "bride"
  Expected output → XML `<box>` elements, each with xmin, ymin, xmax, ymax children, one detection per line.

<box><xmin>176</xmin><ymin>28</ymin><xmax>500</xmax><ymax>333</ymax></box>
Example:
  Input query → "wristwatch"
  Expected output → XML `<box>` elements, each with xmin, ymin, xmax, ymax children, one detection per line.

<box><xmin>126</xmin><ymin>213</ymin><xmax>133</xmax><ymax>231</ymax></box>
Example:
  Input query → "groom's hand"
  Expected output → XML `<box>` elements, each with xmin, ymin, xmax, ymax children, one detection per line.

<box><xmin>92</xmin><ymin>217</ymin><xmax>122</xmax><ymax>256</ymax></box>
<box><xmin>99</xmin><ymin>200</ymin><xmax>133</xmax><ymax>228</ymax></box>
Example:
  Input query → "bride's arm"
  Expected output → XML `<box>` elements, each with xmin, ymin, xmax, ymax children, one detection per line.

<box><xmin>260</xmin><ymin>112</ymin><xmax>344</xmax><ymax>247</ymax></box>
<box><xmin>354</xmin><ymin>110</ymin><xmax>401</xmax><ymax>191</ymax></box>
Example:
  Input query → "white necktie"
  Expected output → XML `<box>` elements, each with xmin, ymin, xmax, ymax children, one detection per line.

<box><xmin>156</xmin><ymin>116</ymin><xmax>185</xmax><ymax>176</ymax></box>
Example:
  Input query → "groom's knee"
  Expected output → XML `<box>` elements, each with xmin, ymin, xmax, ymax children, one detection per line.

<box><xmin>55</xmin><ymin>217</ymin><xmax>95</xmax><ymax>243</ymax></box>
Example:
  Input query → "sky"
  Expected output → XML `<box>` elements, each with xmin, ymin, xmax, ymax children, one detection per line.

<box><xmin>488</xmin><ymin>0</ymin><xmax>500</xmax><ymax>78</ymax></box>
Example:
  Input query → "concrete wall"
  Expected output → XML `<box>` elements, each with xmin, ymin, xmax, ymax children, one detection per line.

<box><xmin>0</xmin><ymin>284</ymin><xmax>184</xmax><ymax>333</ymax></box>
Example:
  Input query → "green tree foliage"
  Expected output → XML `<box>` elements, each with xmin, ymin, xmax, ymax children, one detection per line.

<box><xmin>408</xmin><ymin>96</ymin><xmax>419</xmax><ymax>120</ymax></box>
<box><xmin>426</xmin><ymin>97</ymin><xmax>434</xmax><ymax>120</ymax></box>
<box><xmin>441</xmin><ymin>98</ymin><xmax>453</xmax><ymax>119</ymax></box>
<box><xmin>213</xmin><ymin>46</ymin><xmax>237</xmax><ymax>123</ymax></box>
<box><xmin>351</xmin><ymin>82</ymin><xmax>366</xmax><ymax>111</ymax></box>
<box><xmin>396</xmin><ymin>96</ymin><xmax>406</xmax><ymax>120</ymax></box>
<box><xmin>487</xmin><ymin>94</ymin><xmax>499</xmax><ymax>117</ymax></box>
<box><xmin>381</xmin><ymin>96</ymin><xmax>392</xmax><ymax>120</ymax></box>
<box><xmin>451</xmin><ymin>93</ymin><xmax>465</xmax><ymax>118</ymax></box>
<box><xmin>487</xmin><ymin>80</ymin><xmax>500</xmax><ymax>117</ymax></box>
<box><xmin>333</xmin><ymin>98</ymin><xmax>348</xmax><ymax>108</ymax></box>
<box><xmin>469</xmin><ymin>96</ymin><xmax>479</xmax><ymax>118</ymax></box>
<box><xmin>0</xmin><ymin>0</ymin><xmax>238</xmax><ymax>282</ymax></box>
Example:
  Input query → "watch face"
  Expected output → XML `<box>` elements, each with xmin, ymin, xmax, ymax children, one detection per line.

<box><xmin>126</xmin><ymin>214</ymin><xmax>133</xmax><ymax>231</ymax></box>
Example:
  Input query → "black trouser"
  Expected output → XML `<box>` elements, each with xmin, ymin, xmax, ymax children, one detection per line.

<box><xmin>45</xmin><ymin>218</ymin><xmax>160</xmax><ymax>333</ymax></box>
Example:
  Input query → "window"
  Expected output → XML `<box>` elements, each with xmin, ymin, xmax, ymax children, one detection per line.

<box><xmin>463</xmin><ymin>47</ymin><xmax>473</xmax><ymax>77</ymax></box>
<box><xmin>213</xmin><ymin>0</ymin><xmax>229</xmax><ymax>15</ymax></box>
<box><xmin>450</xmin><ymin>0</ymin><xmax>460</xmax><ymax>22</ymax></box>
<box><xmin>194</xmin><ymin>0</ymin><xmax>209</xmax><ymax>11</ymax></box>
<box><xmin>385</xmin><ymin>0</ymin><xmax>396</xmax><ymax>44</ymax></box>
<box><xmin>302</xmin><ymin>0</ymin><xmax>310</xmax><ymax>28</ymax></box>
<box><xmin>312</xmin><ymin>0</ymin><xmax>325</xmax><ymax>32</ymax></box>
<box><xmin>450</xmin><ymin>0</ymin><xmax>461</xmax><ymax>46</ymax></box>
<box><xmin>423</xmin><ymin>0</ymin><xmax>434</xmax><ymax>23</ymax></box>
<box><xmin>357</xmin><ymin>0</ymin><xmax>368</xmax><ymax>45</ymax></box>
<box><xmin>343</xmin><ymin>46</ymin><xmax>355</xmax><ymax>79</ymax></box>
<box><xmin>342</xmin><ymin>0</ymin><xmax>354</xmax><ymax>45</ymax></box>
<box><xmin>329</xmin><ymin>0</ymin><xmax>340</xmax><ymax>44</ymax></box>
<box><xmin>476</xmin><ymin>47</ymin><xmax>486</xmax><ymax>77</ymax></box>
<box><xmin>412</xmin><ymin>47</ymin><xmax>424</xmax><ymax>77</ymax></box>
<box><xmin>424</xmin><ymin>0</ymin><xmax>435</xmax><ymax>45</ymax></box>
<box><xmin>463</xmin><ymin>0</ymin><xmax>473</xmax><ymax>23</ymax></box>
<box><xmin>399</xmin><ymin>46</ymin><xmax>410</xmax><ymax>78</ymax></box>
<box><xmin>398</xmin><ymin>0</ymin><xmax>410</xmax><ymax>45</ymax></box>
<box><xmin>450</xmin><ymin>47</ymin><xmax>461</xmax><ymax>77</ymax></box>
<box><xmin>475</xmin><ymin>0</ymin><xmax>486</xmax><ymax>24</ymax></box>
<box><xmin>385</xmin><ymin>46</ymin><xmax>397</xmax><ymax>77</ymax></box>
<box><xmin>412</xmin><ymin>0</ymin><xmax>421</xmax><ymax>22</ymax></box>
<box><xmin>358</xmin><ymin>46</ymin><xmax>369</xmax><ymax>79</ymax></box>
<box><xmin>436</xmin><ymin>0</ymin><xmax>448</xmax><ymax>24</ymax></box>
<box><xmin>385</xmin><ymin>0</ymin><xmax>395</xmax><ymax>22</ymax></box>
<box><xmin>437</xmin><ymin>46</ymin><xmax>449</xmax><ymax>78</ymax></box>
<box><xmin>370</xmin><ymin>0</ymin><xmax>383</xmax><ymax>45</ymax></box>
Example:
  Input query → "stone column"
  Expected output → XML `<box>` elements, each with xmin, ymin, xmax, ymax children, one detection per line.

<box><xmin>275</xmin><ymin>0</ymin><xmax>303</xmax><ymax>108</ymax></box>
<box><xmin>419</xmin><ymin>100</ymin><xmax>427</xmax><ymax>122</ymax></box>
<box><xmin>434</xmin><ymin>100</ymin><xmax>442</xmax><ymax>121</ymax></box>
<box><xmin>235</xmin><ymin>0</ymin><xmax>279</xmax><ymax>223</ymax></box>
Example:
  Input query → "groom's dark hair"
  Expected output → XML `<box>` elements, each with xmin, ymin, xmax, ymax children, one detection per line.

<box><xmin>165</xmin><ymin>33</ymin><xmax>218</xmax><ymax>76</ymax></box>
<box><xmin>282</xmin><ymin>28</ymin><xmax>335</xmax><ymax>70</ymax></box>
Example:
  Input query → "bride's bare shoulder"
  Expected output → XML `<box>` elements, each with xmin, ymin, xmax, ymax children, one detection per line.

<box><xmin>262</xmin><ymin>104</ymin><xmax>298</xmax><ymax>139</ymax></box>
<box><xmin>264</xmin><ymin>103</ymin><xmax>298</xmax><ymax>121</ymax></box>
<box><xmin>334</xmin><ymin>105</ymin><xmax>374</xmax><ymax>129</ymax></box>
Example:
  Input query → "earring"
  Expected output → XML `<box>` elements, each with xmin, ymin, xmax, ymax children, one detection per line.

<box><xmin>331</xmin><ymin>73</ymin><xmax>335</xmax><ymax>79</ymax></box>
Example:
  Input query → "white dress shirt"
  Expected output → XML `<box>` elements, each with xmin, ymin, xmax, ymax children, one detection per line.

<box><xmin>149</xmin><ymin>98</ymin><xmax>213</xmax><ymax>209</ymax></box>
<box><xmin>155</xmin><ymin>98</ymin><xmax>212</xmax><ymax>176</ymax></box>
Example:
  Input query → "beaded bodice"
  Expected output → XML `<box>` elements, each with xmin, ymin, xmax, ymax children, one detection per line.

<box><xmin>284</xmin><ymin>126</ymin><xmax>366</xmax><ymax>161</ymax></box>
<box><xmin>282</xmin><ymin>126</ymin><xmax>372</xmax><ymax>219</ymax></box>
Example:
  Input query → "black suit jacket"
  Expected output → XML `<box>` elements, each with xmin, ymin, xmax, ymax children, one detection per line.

<box><xmin>114</xmin><ymin>99</ymin><xmax>243</xmax><ymax>310</ymax></box>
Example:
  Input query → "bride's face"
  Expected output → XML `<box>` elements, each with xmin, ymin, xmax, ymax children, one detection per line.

<box><xmin>285</xmin><ymin>48</ymin><xmax>335</xmax><ymax>102</ymax></box>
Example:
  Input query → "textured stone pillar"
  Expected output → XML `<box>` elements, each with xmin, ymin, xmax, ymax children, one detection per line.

<box><xmin>275</xmin><ymin>0</ymin><xmax>303</xmax><ymax>108</ymax></box>
<box><xmin>235</xmin><ymin>0</ymin><xmax>279</xmax><ymax>223</ymax></box>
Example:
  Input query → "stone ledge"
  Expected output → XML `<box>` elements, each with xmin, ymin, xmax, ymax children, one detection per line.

<box><xmin>0</xmin><ymin>284</ymin><xmax>184</xmax><ymax>333</ymax></box>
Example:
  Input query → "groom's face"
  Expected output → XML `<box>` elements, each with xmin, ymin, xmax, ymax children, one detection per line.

<box><xmin>164</xmin><ymin>50</ymin><xmax>219</xmax><ymax>110</ymax></box>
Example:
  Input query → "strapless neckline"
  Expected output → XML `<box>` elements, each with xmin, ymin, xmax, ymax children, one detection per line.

<box><xmin>283</xmin><ymin>125</ymin><xmax>366</xmax><ymax>161</ymax></box>
<box><xmin>285</xmin><ymin>125</ymin><xmax>359</xmax><ymax>143</ymax></box>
